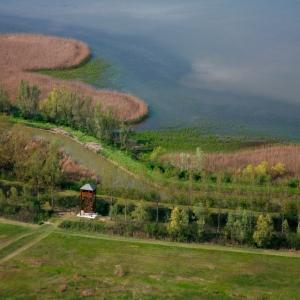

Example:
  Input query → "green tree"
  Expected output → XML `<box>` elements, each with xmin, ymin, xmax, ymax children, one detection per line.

<box><xmin>150</xmin><ymin>146</ymin><xmax>166</xmax><ymax>162</ymax></box>
<box><xmin>131</xmin><ymin>202</ymin><xmax>149</xmax><ymax>223</ymax></box>
<box><xmin>8</xmin><ymin>187</ymin><xmax>19</xmax><ymax>205</ymax></box>
<box><xmin>282</xmin><ymin>219</ymin><xmax>289</xmax><ymax>236</ymax></box>
<box><xmin>0</xmin><ymin>188</ymin><xmax>7</xmax><ymax>213</ymax></box>
<box><xmin>16</xmin><ymin>80</ymin><xmax>40</xmax><ymax>118</ymax></box>
<box><xmin>0</xmin><ymin>86</ymin><xmax>11</xmax><ymax>113</ymax></box>
<box><xmin>109</xmin><ymin>202</ymin><xmax>119</xmax><ymax>221</ymax></box>
<box><xmin>253</xmin><ymin>214</ymin><xmax>274</xmax><ymax>248</ymax></box>
<box><xmin>240</xmin><ymin>210</ymin><xmax>253</xmax><ymax>242</ymax></box>
<box><xmin>168</xmin><ymin>207</ymin><xmax>189</xmax><ymax>241</ymax></box>
<box><xmin>193</xmin><ymin>203</ymin><xmax>207</xmax><ymax>239</ymax></box>
<box><xmin>43</xmin><ymin>143</ymin><xmax>62</xmax><ymax>208</ymax></box>
<box><xmin>224</xmin><ymin>212</ymin><xmax>235</xmax><ymax>241</ymax></box>
<box><xmin>119</xmin><ymin>122</ymin><xmax>131</xmax><ymax>150</ymax></box>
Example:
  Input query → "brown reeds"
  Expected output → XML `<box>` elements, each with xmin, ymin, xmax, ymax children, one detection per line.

<box><xmin>163</xmin><ymin>145</ymin><xmax>300</xmax><ymax>177</ymax></box>
<box><xmin>0</xmin><ymin>34</ymin><xmax>148</xmax><ymax>122</ymax></box>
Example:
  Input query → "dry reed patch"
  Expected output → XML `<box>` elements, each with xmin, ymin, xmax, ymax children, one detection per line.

<box><xmin>163</xmin><ymin>145</ymin><xmax>300</xmax><ymax>176</ymax></box>
<box><xmin>0</xmin><ymin>34</ymin><xmax>148</xmax><ymax>122</ymax></box>
<box><xmin>59</xmin><ymin>152</ymin><xmax>100</xmax><ymax>183</ymax></box>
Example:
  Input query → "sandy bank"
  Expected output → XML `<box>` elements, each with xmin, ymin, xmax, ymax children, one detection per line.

<box><xmin>0</xmin><ymin>34</ymin><xmax>148</xmax><ymax>122</ymax></box>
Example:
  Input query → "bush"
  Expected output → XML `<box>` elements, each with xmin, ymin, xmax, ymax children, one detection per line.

<box><xmin>59</xmin><ymin>219</ymin><xmax>106</xmax><ymax>232</ymax></box>
<box><xmin>222</xmin><ymin>173</ymin><xmax>232</xmax><ymax>184</ymax></box>
<box><xmin>209</xmin><ymin>174</ymin><xmax>217</xmax><ymax>183</ymax></box>
<box><xmin>288</xmin><ymin>178</ymin><xmax>299</xmax><ymax>188</ymax></box>
<box><xmin>288</xmin><ymin>233</ymin><xmax>300</xmax><ymax>249</ymax></box>
<box><xmin>144</xmin><ymin>223</ymin><xmax>168</xmax><ymax>239</ymax></box>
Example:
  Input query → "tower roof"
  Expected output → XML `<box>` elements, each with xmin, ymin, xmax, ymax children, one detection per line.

<box><xmin>80</xmin><ymin>183</ymin><xmax>96</xmax><ymax>192</ymax></box>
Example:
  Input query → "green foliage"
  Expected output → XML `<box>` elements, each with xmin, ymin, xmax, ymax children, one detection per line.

<box><xmin>131</xmin><ymin>202</ymin><xmax>149</xmax><ymax>223</ymax></box>
<box><xmin>225</xmin><ymin>210</ymin><xmax>253</xmax><ymax>244</ymax></box>
<box><xmin>288</xmin><ymin>178</ymin><xmax>299</xmax><ymax>188</ymax></box>
<box><xmin>0</xmin><ymin>86</ymin><xmax>11</xmax><ymax>113</ymax></box>
<box><xmin>38</xmin><ymin>58</ymin><xmax>110</xmax><ymax>86</ymax></box>
<box><xmin>0</xmin><ymin>128</ymin><xmax>62</xmax><ymax>200</ymax></box>
<box><xmin>282</xmin><ymin>219</ymin><xmax>289</xmax><ymax>236</ymax></box>
<box><xmin>133</xmin><ymin>128</ymin><xmax>263</xmax><ymax>153</ymax></box>
<box><xmin>149</xmin><ymin>146</ymin><xmax>166</xmax><ymax>162</ymax></box>
<box><xmin>109</xmin><ymin>202</ymin><xmax>119</xmax><ymax>221</ymax></box>
<box><xmin>40</xmin><ymin>88</ymin><xmax>120</xmax><ymax>143</ymax></box>
<box><xmin>16</xmin><ymin>80</ymin><xmax>40</xmax><ymax>118</ymax></box>
<box><xmin>59</xmin><ymin>219</ymin><xmax>106</xmax><ymax>232</ymax></box>
<box><xmin>253</xmin><ymin>214</ymin><xmax>274</xmax><ymax>248</ymax></box>
<box><xmin>193</xmin><ymin>203</ymin><xmax>207</xmax><ymax>239</ymax></box>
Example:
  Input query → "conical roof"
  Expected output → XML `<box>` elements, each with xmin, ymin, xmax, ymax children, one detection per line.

<box><xmin>80</xmin><ymin>183</ymin><xmax>96</xmax><ymax>191</ymax></box>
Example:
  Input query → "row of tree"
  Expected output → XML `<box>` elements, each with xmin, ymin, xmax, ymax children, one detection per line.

<box><xmin>0</xmin><ymin>81</ymin><xmax>123</xmax><ymax>144</ymax></box>
<box><xmin>0</xmin><ymin>187</ymin><xmax>50</xmax><ymax>222</ymax></box>
<box><xmin>106</xmin><ymin>201</ymin><xmax>300</xmax><ymax>248</ymax></box>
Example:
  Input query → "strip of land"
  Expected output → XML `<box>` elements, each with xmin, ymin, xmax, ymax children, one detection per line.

<box><xmin>0</xmin><ymin>219</ymin><xmax>300</xmax><ymax>299</ymax></box>
<box><xmin>0</xmin><ymin>34</ymin><xmax>148</xmax><ymax>122</ymax></box>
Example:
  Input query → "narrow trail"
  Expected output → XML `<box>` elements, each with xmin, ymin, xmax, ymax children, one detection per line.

<box><xmin>0</xmin><ymin>227</ymin><xmax>53</xmax><ymax>264</ymax></box>
<box><xmin>0</xmin><ymin>232</ymin><xmax>34</xmax><ymax>251</ymax></box>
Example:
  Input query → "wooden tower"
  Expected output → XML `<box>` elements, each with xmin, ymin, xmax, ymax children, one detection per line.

<box><xmin>80</xmin><ymin>183</ymin><xmax>96</xmax><ymax>213</ymax></box>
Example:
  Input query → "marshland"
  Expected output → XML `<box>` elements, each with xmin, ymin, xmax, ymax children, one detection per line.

<box><xmin>1</xmin><ymin>1</ymin><xmax>300</xmax><ymax>299</ymax></box>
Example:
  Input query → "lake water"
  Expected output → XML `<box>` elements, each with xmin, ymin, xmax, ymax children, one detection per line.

<box><xmin>1</xmin><ymin>0</ymin><xmax>300</xmax><ymax>138</ymax></box>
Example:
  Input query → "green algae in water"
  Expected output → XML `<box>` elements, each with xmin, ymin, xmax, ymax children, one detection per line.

<box><xmin>38</xmin><ymin>58</ymin><xmax>110</xmax><ymax>87</ymax></box>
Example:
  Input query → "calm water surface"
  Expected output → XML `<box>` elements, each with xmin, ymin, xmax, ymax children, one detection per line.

<box><xmin>1</xmin><ymin>0</ymin><xmax>300</xmax><ymax>138</ymax></box>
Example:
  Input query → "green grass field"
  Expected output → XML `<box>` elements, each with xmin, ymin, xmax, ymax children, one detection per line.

<box><xmin>0</xmin><ymin>221</ymin><xmax>300</xmax><ymax>299</ymax></box>
<box><xmin>0</xmin><ymin>223</ymin><xmax>32</xmax><ymax>245</ymax></box>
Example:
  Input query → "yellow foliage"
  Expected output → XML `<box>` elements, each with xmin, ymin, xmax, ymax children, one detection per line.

<box><xmin>242</xmin><ymin>164</ymin><xmax>255</xmax><ymax>177</ymax></box>
<box><xmin>254</xmin><ymin>161</ymin><xmax>269</xmax><ymax>176</ymax></box>
<box><xmin>271</xmin><ymin>162</ymin><xmax>286</xmax><ymax>178</ymax></box>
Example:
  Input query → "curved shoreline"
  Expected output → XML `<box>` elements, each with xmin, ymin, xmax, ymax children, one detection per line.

<box><xmin>0</xmin><ymin>33</ymin><xmax>148</xmax><ymax>122</ymax></box>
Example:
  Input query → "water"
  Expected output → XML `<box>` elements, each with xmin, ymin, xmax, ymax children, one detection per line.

<box><xmin>1</xmin><ymin>0</ymin><xmax>300</xmax><ymax>138</ymax></box>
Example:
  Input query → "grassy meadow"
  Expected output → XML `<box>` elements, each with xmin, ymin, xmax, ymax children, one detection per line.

<box><xmin>0</xmin><ymin>222</ymin><xmax>300</xmax><ymax>299</ymax></box>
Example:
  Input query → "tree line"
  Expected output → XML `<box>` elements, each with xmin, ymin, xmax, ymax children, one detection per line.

<box><xmin>59</xmin><ymin>198</ymin><xmax>300</xmax><ymax>250</ymax></box>
<box><xmin>0</xmin><ymin>81</ymin><xmax>122</xmax><ymax>144</ymax></box>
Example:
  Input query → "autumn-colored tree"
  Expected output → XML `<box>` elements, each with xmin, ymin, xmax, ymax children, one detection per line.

<box><xmin>168</xmin><ymin>207</ymin><xmax>189</xmax><ymax>241</ymax></box>
<box><xmin>253</xmin><ymin>214</ymin><xmax>274</xmax><ymax>248</ymax></box>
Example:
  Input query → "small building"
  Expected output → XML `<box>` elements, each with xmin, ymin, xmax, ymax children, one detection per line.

<box><xmin>77</xmin><ymin>183</ymin><xmax>97</xmax><ymax>219</ymax></box>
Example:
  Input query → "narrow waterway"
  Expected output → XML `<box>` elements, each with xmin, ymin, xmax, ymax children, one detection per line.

<box><xmin>0</xmin><ymin>119</ymin><xmax>151</xmax><ymax>193</ymax></box>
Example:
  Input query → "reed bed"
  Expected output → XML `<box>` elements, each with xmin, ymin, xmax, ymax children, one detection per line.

<box><xmin>0</xmin><ymin>34</ymin><xmax>148</xmax><ymax>122</ymax></box>
<box><xmin>163</xmin><ymin>145</ymin><xmax>300</xmax><ymax>177</ymax></box>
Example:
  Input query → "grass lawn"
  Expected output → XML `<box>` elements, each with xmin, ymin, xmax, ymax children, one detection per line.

<box><xmin>0</xmin><ymin>222</ymin><xmax>300</xmax><ymax>299</ymax></box>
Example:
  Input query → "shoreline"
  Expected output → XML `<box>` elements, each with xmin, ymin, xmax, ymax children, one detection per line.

<box><xmin>0</xmin><ymin>33</ymin><xmax>148</xmax><ymax>123</ymax></box>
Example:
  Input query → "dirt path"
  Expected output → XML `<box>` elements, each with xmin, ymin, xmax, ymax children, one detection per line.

<box><xmin>0</xmin><ymin>227</ymin><xmax>53</xmax><ymax>264</ymax></box>
<box><xmin>0</xmin><ymin>232</ymin><xmax>35</xmax><ymax>251</ymax></box>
